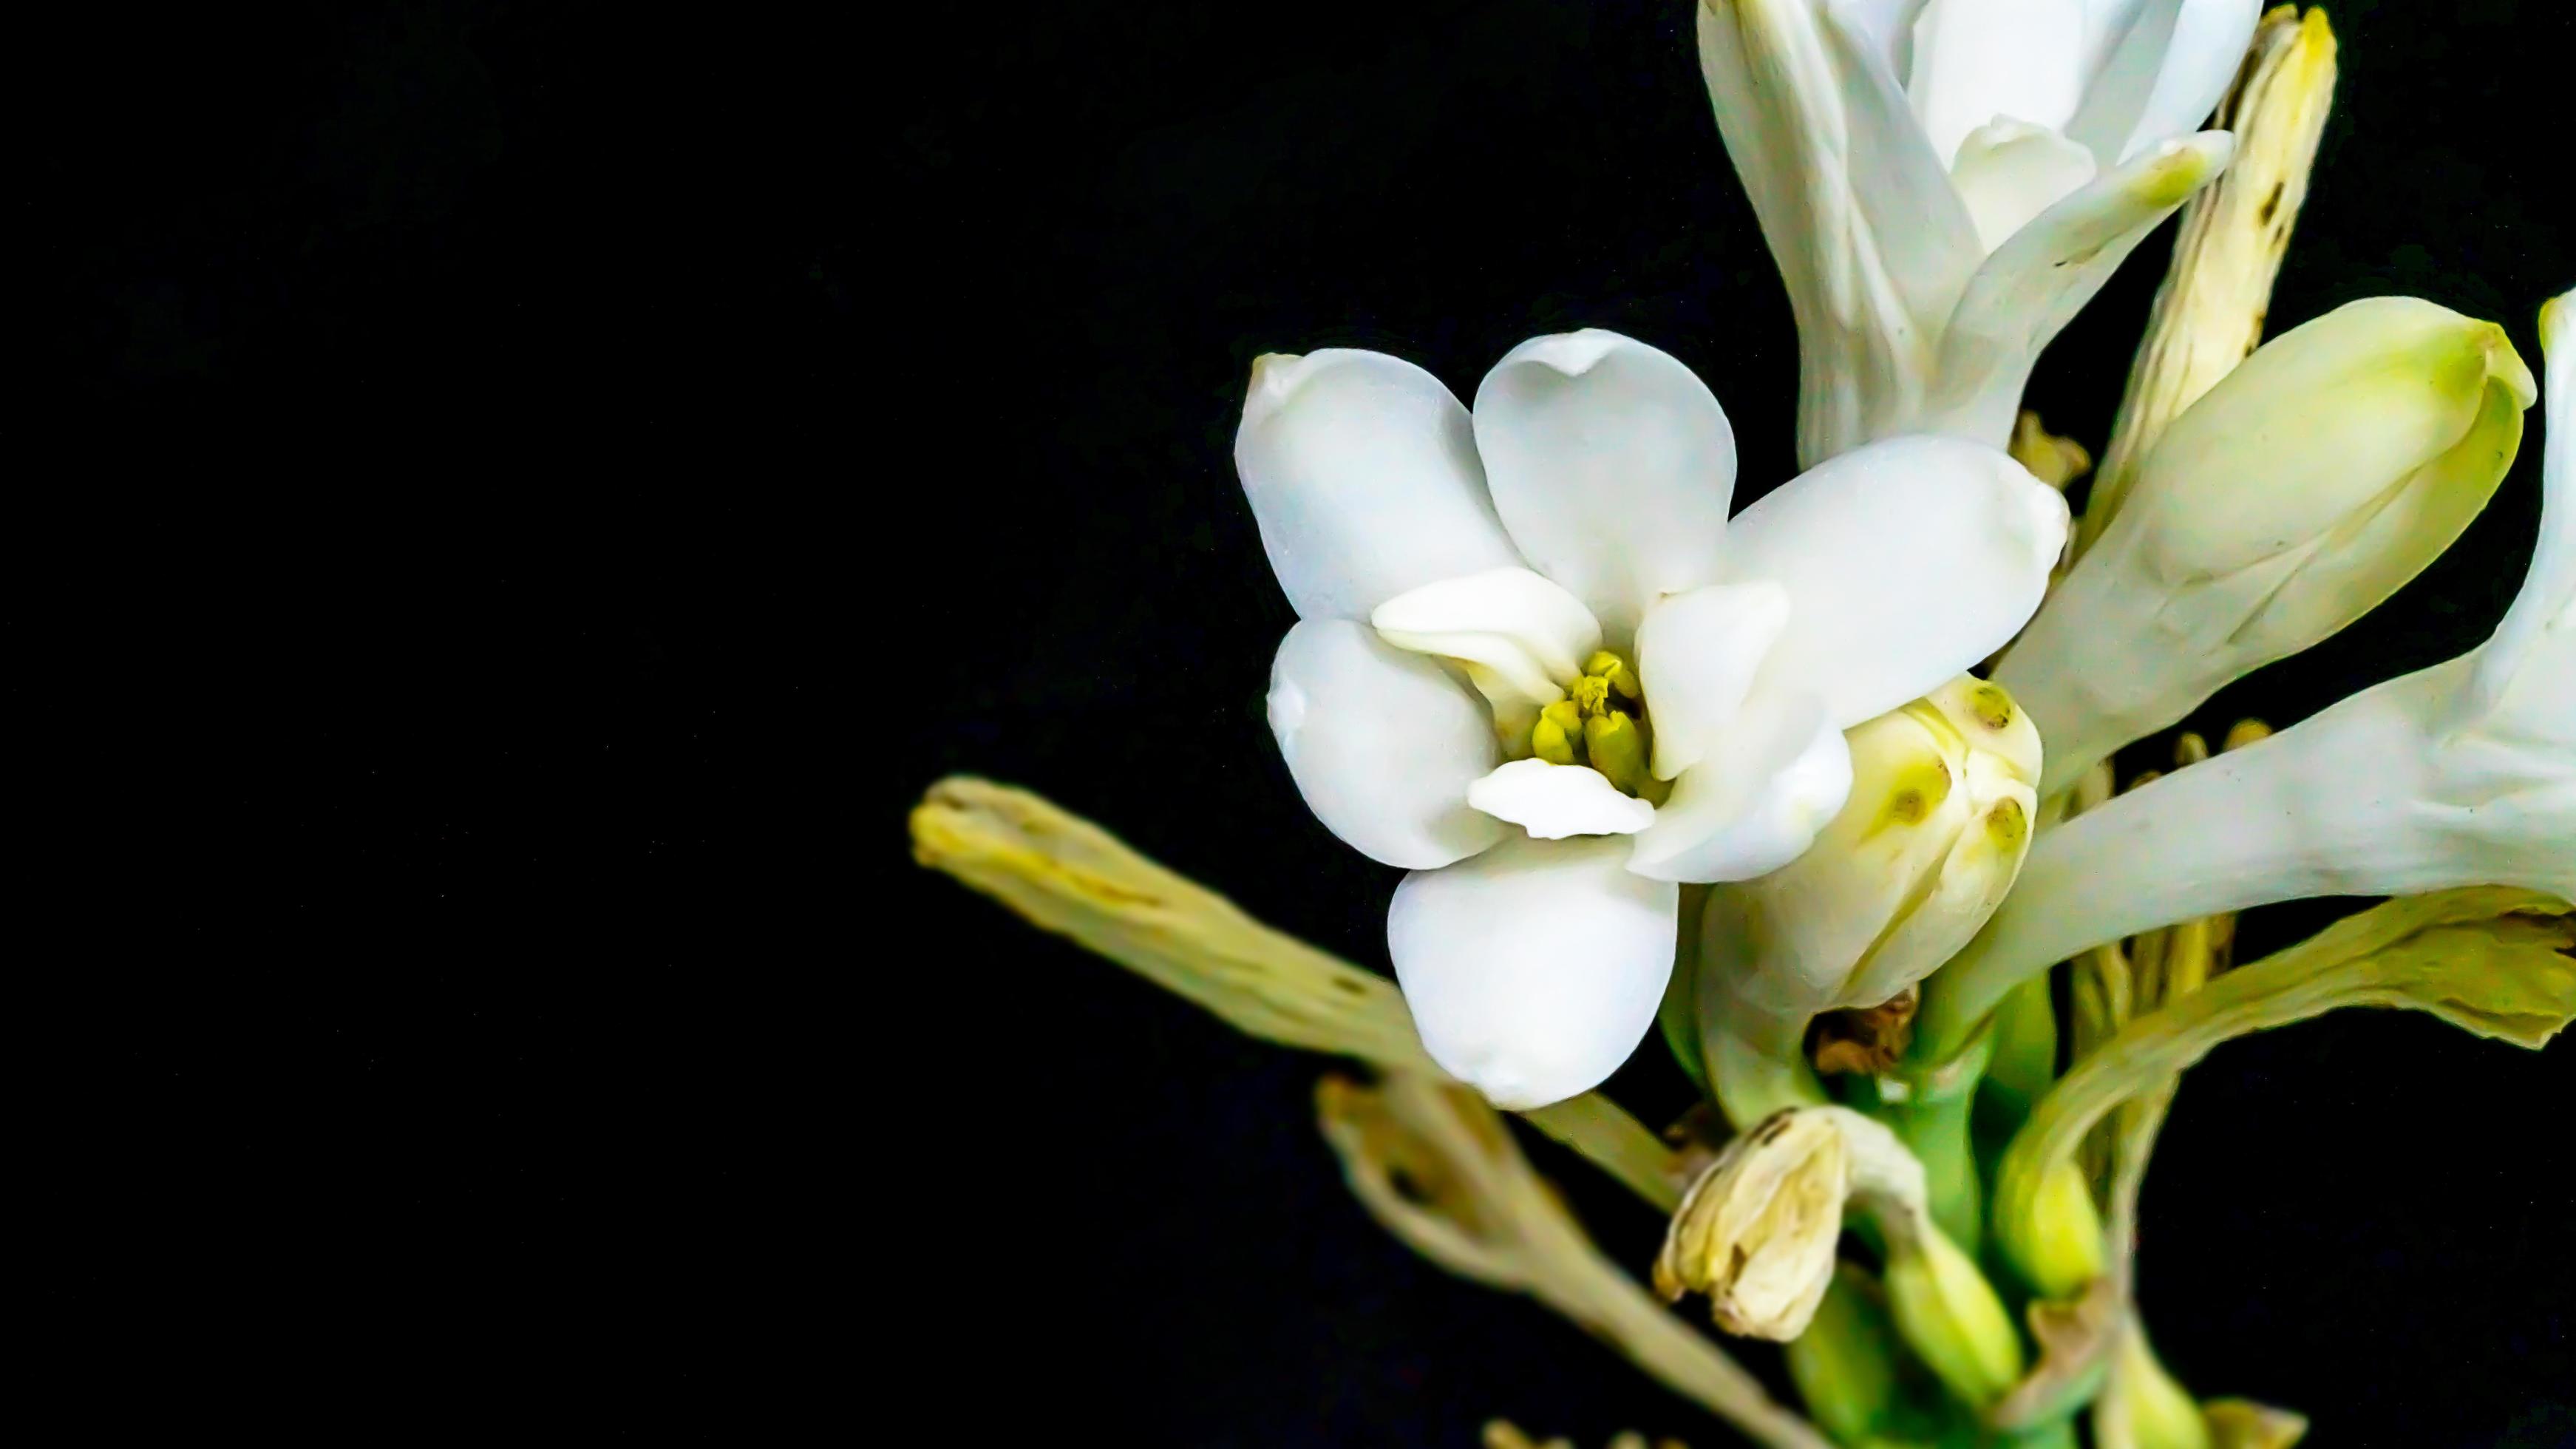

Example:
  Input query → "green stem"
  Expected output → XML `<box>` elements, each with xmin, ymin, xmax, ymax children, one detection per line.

<box><xmin>1879</xmin><ymin>1090</ymin><xmax>1982</xmax><ymax>1253</ymax></box>
<box><xmin>1706</xmin><ymin>1004</ymin><xmax>1829</xmax><ymax>1128</ymax></box>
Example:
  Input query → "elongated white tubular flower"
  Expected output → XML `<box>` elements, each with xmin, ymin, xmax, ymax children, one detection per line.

<box><xmin>1698</xmin><ymin>0</ymin><xmax>2254</xmax><ymax>464</ymax></box>
<box><xmin>1239</xmin><ymin>330</ymin><xmax>2067</xmax><ymax>1107</ymax></box>
<box><xmin>1999</xmin><ymin>296</ymin><xmax>2538</xmax><ymax>797</ymax></box>
<box><xmin>1952</xmin><ymin>289</ymin><xmax>2576</xmax><ymax>995</ymax></box>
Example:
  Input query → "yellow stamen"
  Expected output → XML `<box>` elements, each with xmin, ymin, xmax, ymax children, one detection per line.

<box><xmin>1533</xmin><ymin>701</ymin><xmax>1584</xmax><ymax>767</ymax></box>
<box><xmin>1585</xmin><ymin>710</ymin><xmax>1652</xmax><ymax>797</ymax></box>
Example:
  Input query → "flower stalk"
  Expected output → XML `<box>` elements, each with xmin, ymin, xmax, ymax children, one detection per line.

<box><xmin>1992</xmin><ymin>887</ymin><xmax>2576</xmax><ymax>1295</ymax></box>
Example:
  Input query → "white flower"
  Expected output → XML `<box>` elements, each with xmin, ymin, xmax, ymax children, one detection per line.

<box><xmin>1240</xmin><ymin>328</ymin><xmax>2068</xmax><ymax>1107</ymax></box>
<box><xmin>1697</xmin><ymin>0</ymin><xmax>2253</xmax><ymax>464</ymax></box>
<box><xmin>1941</xmin><ymin>289</ymin><xmax>2576</xmax><ymax>1008</ymax></box>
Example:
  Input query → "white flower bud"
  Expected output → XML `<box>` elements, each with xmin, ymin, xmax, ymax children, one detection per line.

<box><xmin>1703</xmin><ymin>676</ymin><xmax>2042</xmax><ymax>1025</ymax></box>
<box><xmin>2002</xmin><ymin>296</ymin><xmax>2538</xmax><ymax>795</ymax></box>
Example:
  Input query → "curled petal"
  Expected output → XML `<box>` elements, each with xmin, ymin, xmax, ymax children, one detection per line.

<box><xmin>1389</xmin><ymin>835</ymin><xmax>1680</xmax><ymax>1108</ymax></box>
<box><xmin>1947</xmin><ymin>118</ymin><xmax>2098</xmax><ymax>253</ymax></box>
<box><xmin>1634</xmin><ymin>580</ymin><xmax>1793</xmax><ymax>780</ymax></box>
<box><xmin>1235</xmin><ymin>349</ymin><xmax>1524</xmax><ymax>620</ymax></box>
<box><xmin>1372</xmin><ymin>566</ymin><xmax>1605</xmax><ymax>708</ymax></box>
<box><xmin>1466</xmin><ymin>759</ymin><xmax>1658</xmax><ymax>838</ymax></box>
<box><xmin>1923</xmin><ymin>130</ymin><xmax>2235</xmax><ymax>447</ymax></box>
<box><xmin>1473</xmin><ymin>330</ymin><xmax>1739</xmax><ymax>641</ymax></box>
<box><xmin>1628</xmin><ymin>690</ymin><xmax>1856</xmax><ymax>883</ymax></box>
<box><xmin>1268</xmin><ymin>621</ymin><xmax>1506</xmax><ymax>869</ymax></box>
<box><xmin>2067</xmin><ymin>0</ymin><xmax>2262</xmax><ymax>164</ymax></box>
<box><xmin>1719</xmin><ymin>435</ymin><xmax>2067</xmax><ymax>729</ymax></box>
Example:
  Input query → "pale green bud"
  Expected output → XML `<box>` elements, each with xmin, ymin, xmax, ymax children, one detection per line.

<box><xmin>2101</xmin><ymin>1321</ymin><xmax>2212</xmax><ymax>1449</ymax></box>
<box><xmin>2020</xmin><ymin>1160</ymin><xmax>2108</xmax><ymax>1299</ymax></box>
<box><xmin>1881</xmin><ymin>1218</ymin><xmax>2028</xmax><ymax>1409</ymax></box>
<box><xmin>1704</xmin><ymin>676</ymin><xmax>2042</xmax><ymax>1025</ymax></box>
<box><xmin>2002</xmin><ymin>296</ymin><xmax>2538</xmax><ymax>796</ymax></box>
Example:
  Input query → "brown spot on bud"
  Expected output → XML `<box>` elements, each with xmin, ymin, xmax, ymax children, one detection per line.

<box><xmin>1967</xmin><ymin>683</ymin><xmax>2014</xmax><ymax>731</ymax></box>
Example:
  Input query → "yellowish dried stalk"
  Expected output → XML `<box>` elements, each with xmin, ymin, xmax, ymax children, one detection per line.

<box><xmin>911</xmin><ymin>776</ymin><xmax>1689</xmax><ymax>1211</ymax></box>
<box><xmin>2076</xmin><ymin>6</ymin><xmax>2339</xmax><ymax>558</ymax></box>
<box><xmin>1322</xmin><ymin>1072</ymin><xmax>1835</xmax><ymax>1449</ymax></box>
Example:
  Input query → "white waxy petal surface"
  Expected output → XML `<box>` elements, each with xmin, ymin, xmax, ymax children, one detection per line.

<box><xmin>1235</xmin><ymin>349</ymin><xmax>1524</xmax><ymax>621</ymax></box>
<box><xmin>1466</xmin><ymin>759</ymin><xmax>1658</xmax><ymax>838</ymax></box>
<box><xmin>1628</xmin><ymin>691</ymin><xmax>1856</xmax><ymax>883</ymax></box>
<box><xmin>2065</xmin><ymin>0</ymin><xmax>2260</xmax><ymax>164</ymax></box>
<box><xmin>1389</xmin><ymin>834</ymin><xmax>1679</xmax><ymax>1108</ymax></box>
<box><xmin>1371</xmin><ymin>566</ymin><xmax>1604</xmax><ymax>709</ymax></box>
<box><xmin>1267</xmin><ymin>620</ymin><xmax>1506</xmax><ymax>870</ymax></box>
<box><xmin>1718</xmin><ymin>436</ymin><xmax>2067</xmax><ymax>730</ymax></box>
<box><xmin>1925</xmin><ymin>130</ymin><xmax>2234</xmax><ymax>447</ymax></box>
<box><xmin>2472</xmin><ymin>288</ymin><xmax>2576</xmax><ymax>725</ymax></box>
<box><xmin>1948</xmin><ymin>118</ymin><xmax>2098</xmax><ymax>253</ymax></box>
<box><xmin>1634</xmin><ymin>581</ymin><xmax>1792</xmax><ymax>781</ymax></box>
<box><xmin>1472</xmin><ymin>330</ymin><xmax>1739</xmax><ymax>642</ymax></box>
<box><xmin>1908</xmin><ymin>0</ymin><xmax>2092</xmax><ymax>166</ymax></box>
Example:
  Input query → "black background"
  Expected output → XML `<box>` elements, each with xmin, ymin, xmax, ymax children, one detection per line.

<box><xmin>35</xmin><ymin>1</ymin><xmax>2572</xmax><ymax>1443</ymax></box>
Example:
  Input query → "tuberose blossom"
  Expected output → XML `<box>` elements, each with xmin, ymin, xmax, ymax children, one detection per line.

<box><xmin>1698</xmin><ymin>0</ymin><xmax>2253</xmax><ymax>464</ymax></box>
<box><xmin>1938</xmin><ymin>289</ymin><xmax>2576</xmax><ymax>1009</ymax></box>
<box><xmin>1999</xmin><ymin>296</ymin><xmax>2535</xmax><ymax>796</ymax></box>
<box><xmin>1240</xmin><ymin>328</ymin><xmax>2067</xmax><ymax>1107</ymax></box>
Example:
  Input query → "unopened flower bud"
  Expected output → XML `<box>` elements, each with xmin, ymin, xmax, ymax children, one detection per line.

<box><xmin>1654</xmin><ymin>1109</ymin><xmax>1848</xmax><ymax>1340</ymax></box>
<box><xmin>2104</xmin><ymin>1320</ymin><xmax>2213</xmax><ymax>1449</ymax></box>
<box><xmin>1881</xmin><ymin>1221</ymin><xmax>2028</xmax><ymax>1410</ymax></box>
<box><xmin>2004</xmin><ymin>296</ymin><xmax>2538</xmax><ymax>795</ymax></box>
<box><xmin>1703</xmin><ymin>676</ymin><xmax>2042</xmax><ymax>1022</ymax></box>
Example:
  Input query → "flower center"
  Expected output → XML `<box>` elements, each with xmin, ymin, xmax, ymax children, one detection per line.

<box><xmin>1532</xmin><ymin>649</ymin><xmax>1661</xmax><ymax>799</ymax></box>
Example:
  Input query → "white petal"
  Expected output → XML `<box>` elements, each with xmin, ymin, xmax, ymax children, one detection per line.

<box><xmin>1628</xmin><ymin>691</ymin><xmax>1856</xmax><ymax>883</ymax></box>
<box><xmin>1826</xmin><ymin>0</ymin><xmax>1934</xmax><ymax>78</ymax></box>
<box><xmin>1389</xmin><ymin>835</ymin><xmax>1679</xmax><ymax>1108</ymax></box>
<box><xmin>1697</xmin><ymin>0</ymin><xmax>1984</xmax><ymax>466</ymax></box>
<box><xmin>1467</xmin><ymin>760</ymin><xmax>1657</xmax><ymax>838</ymax></box>
<box><xmin>1267</xmin><ymin>620</ymin><xmax>1507</xmax><ymax>869</ymax></box>
<box><xmin>1234</xmin><ymin>349</ymin><xmax>1525</xmax><ymax>620</ymax></box>
<box><xmin>1947</xmin><ymin>119</ymin><xmax>2098</xmax><ymax>253</ymax></box>
<box><xmin>1634</xmin><ymin>582</ymin><xmax>1793</xmax><ymax>780</ymax></box>
<box><xmin>1371</xmin><ymin>566</ymin><xmax>1604</xmax><ymax>708</ymax></box>
<box><xmin>2066</xmin><ymin>0</ymin><xmax>2260</xmax><ymax>164</ymax></box>
<box><xmin>1907</xmin><ymin>0</ymin><xmax>2092</xmax><ymax>166</ymax></box>
<box><xmin>1920</xmin><ymin>130</ymin><xmax>2234</xmax><ymax>448</ymax></box>
<box><xmin>2471</xmin><ymin>288</ymin><xmax>2576</xmax><ymax>724</ymax></box>
<box><xmin>1472</xmin><ymin>330</ymin><xmax>1740</xmax><ymax>642</ymax></box>
<box><xmin>1717</xmin><ymin>437</ymin><xmax>2068</xmax><ymax>729</ymax></box>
